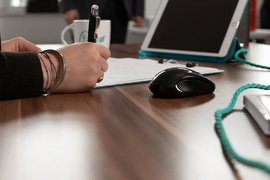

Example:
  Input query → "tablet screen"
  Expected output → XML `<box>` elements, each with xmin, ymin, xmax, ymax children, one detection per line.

<box><xmin>143</xmin><ymin>0</ymin><xmax>244</xmax><ymax>56</ymax></box>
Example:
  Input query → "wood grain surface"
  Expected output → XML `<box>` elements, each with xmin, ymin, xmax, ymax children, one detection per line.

<box><xmin>0</xmin><ymin>43</ymin><xmax>270</xmax><ymax>180</ymax></box>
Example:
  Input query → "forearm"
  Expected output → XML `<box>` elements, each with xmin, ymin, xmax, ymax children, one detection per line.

<box><xmin>0</xmin><ymin>52</ymin><xmax>43</xmax><ymax>100</ymax></box>
<box><xmin>0</xmin><ymin>42</ymin><xmax>110</xmax><ymax>100</ymax></box>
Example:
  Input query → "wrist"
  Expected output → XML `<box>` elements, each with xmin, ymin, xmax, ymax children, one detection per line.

<box><xmin>38</xmin><ymin>53</ymin><xmax>49</xmax><ymax>90</ymax></box>
<box><xmin>37</xmin><ymin>50</ymin><xmax>66</xmax><ymax>96</ymax></box>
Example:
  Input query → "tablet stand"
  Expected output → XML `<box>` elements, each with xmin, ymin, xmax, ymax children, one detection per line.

<box><xmin>139</xmin><ymin>37</ymin><xmax>245</xmax><ymax>63</ymax></box>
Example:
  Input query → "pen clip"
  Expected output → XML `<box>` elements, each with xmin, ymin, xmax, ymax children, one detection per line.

<box><xmin>88</xmin><ymin>4</ymin><xmax>99</xmax><ymax>42</ymax></box>
<box><xmin>91</xmin><ymin>5</ymin><xmax>100</xmax><ymax>40</ymax></box>
<box><xmin>94</xmin><ymin>16</ymin><xmax>100</xmax><ymax>40</ymax></box>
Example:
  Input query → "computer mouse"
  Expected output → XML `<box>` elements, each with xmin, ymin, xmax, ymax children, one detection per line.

<box><xmin>149</xmin><ymin>67</ymin><xmax>215</xmax><ymax>98</ymax></box>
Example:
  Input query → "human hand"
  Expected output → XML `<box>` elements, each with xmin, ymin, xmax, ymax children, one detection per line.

<box><xmin>132</xmin><ymin>16</ymin><xmax>144</xmax><ymax>27</ymax></box>
<box><xmin>64</xmin><ymin>9</ymin><xmax>80</xmax><ymax>24</ymax></box>
<box><xmin>1</xmin><ymin>37</ymin><xmax>41</xmax><ymax>53</ymax></box>
<box><xmin>40</xmin><ymin>43</ymin><xmax>110</xmax><ymax>93</ymax></box>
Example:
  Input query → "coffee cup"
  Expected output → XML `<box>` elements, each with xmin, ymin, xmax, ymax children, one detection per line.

<box><xmin>61</xmin><ymin>19</ymin><xmax>111</xmax><ymax>48</ymax></box>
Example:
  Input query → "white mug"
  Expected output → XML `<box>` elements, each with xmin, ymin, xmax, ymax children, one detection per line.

<box><xmin>61</xmin><ymin>19</ymin><xmax>111</xmax><ymax>48</ymax></box>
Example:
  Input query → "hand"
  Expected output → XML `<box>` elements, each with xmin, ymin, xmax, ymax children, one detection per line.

<box><xmin>1</xmin><ymin>37</ymin><xmax>41</xmax><ymax>53</ymax></box>
<box><xmin>64</xmin><ymin>9</ymin><xmax>80</xmax><ymax>24</ymax></box>
<box><xmin>40</xmin><ymin>43</ymin><xmax>111</xmax><ymax>93</ymax></box>
<box><xmin>132</xmin><ymin>16</ymin><xmax>144</xmax><ymax>27</ymax></box>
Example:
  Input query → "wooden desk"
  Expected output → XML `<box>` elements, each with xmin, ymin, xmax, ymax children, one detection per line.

<box><xmin>1</xmin><ymin>43</ymin><xmax>270</xmax><ymax>180</ymax></box>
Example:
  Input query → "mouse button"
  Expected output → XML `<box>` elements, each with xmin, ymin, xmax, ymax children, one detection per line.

<box><xmin>176</xmin><ymin>79</ymin><xmax>214</xmax><ymax>94</ymax></box>
<box><xmin>150</xmin><ymin>70</ymin><xmax>167</xmax><ymax>83</ymax></box>
<box><xmin>157</xmin><ymin>85</ymin><xmax>183</xmax><ymax>98</ymax></box>
<box><xmin>185</xmin><ymin>68</ymin><xmax>201</xmax><ymax>75</ymax></box>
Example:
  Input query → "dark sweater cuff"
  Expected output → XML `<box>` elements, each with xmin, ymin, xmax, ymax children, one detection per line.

<box><xmin>0</xmin><ymin>52</ymin><xmax>43</xmax><ymax>100</ymax></box>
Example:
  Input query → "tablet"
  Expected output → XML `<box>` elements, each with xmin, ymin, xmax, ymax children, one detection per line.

<box><xmin>140</xmin><ymin>0</ymin><xmax>248</xmax><ymax>59</ymax></box>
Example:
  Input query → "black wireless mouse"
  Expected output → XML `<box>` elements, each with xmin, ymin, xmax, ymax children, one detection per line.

<box><xmin>149</xmin><ymin>67</ymin><xmax>215</xmax><ymax>98</ymax></box>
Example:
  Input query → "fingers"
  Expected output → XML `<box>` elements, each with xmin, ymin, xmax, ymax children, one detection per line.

<box><xmin>2</xmin><ymin>37</ymin><xmax>41</xmax><ymax>52</ymax></box>
<box><xmin>99</xmin><ymin>56</ymin><xmax>108</xmax><ymax>72</ymax></box>
<box><xmin>96</xmin><ymin>51</ymin><xmax>109</xmax><ymax>83</ymax></box>
<box><xmin>98</xmin><ymin>44</ymin><xmax>111</xmax><ymax>60</ymax></box>
<box><xmin>16</xmin><ymin>37</ymin><xmax>41</xmax><ymax>53</ymax></box>
<box><xmin>97</xmin><ymin>71</ymin><xmax>104</xmax><ymax>83</ymax></box>
<box><xmin>64</xmin><ymin>9</ymin><xmax>80</xmax><ymax>24</ymax></box>
<box><xmin>95</xmin><ymin>45</ymin><xmax>110</xmax><ymax>83</ymax></box>
<box><xmin>98</xmin><ymin>45</ymin><xmax>110</xmax><ymax>72</ymax></box>
<box><xmin>133</xmin><ymin>16</ymin><xmax>144</xmax><ymax>27</ymax></box>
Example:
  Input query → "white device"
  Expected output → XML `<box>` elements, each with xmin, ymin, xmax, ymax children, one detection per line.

<box><xmin>244</xmin><ymin>94</ymin><xmax>270</xmax><ymax>136</ymax></box>
<box><xmin>141</xmin><ymin>0</ymin><xmax>248</xmax><ymax>58</ymax></box>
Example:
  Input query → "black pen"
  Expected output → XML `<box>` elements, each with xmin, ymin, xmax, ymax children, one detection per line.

<box><xmin>88</xmin><ymin>4</ymin><xmax>100</xmax><ymax>43</ymax></box>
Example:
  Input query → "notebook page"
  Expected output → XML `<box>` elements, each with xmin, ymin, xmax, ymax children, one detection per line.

<box><xmin>95</xmin><ymin>57</ymin><xmax>223</xmax><ymax>88</ymax></box>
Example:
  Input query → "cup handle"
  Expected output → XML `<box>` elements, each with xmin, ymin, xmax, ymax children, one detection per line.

<box><xmin>61</xmin><ymin>24</ymin><xmax>74</xmax><ymax>45</ymax></box>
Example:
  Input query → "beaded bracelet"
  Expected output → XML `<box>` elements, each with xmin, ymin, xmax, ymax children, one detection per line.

<box><xmin>40</xmin><ymin>49</ymin><xmax>66</xmax><ymax>96</ymax></box>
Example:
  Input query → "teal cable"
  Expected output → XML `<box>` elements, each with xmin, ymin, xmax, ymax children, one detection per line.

<box><xmin>233</xmin><ymin>48</ymin><xmax>270</xmax><ymax>70</ymax></box>
<box><xmin>215</xmin><ymin>48</ymin><xmax>270</xmax><ymax>174</ymax></box>
<box><xmin>215</xmin><ymin>83</ymin><xmax>270</xmax><ymax>174</ymax></box>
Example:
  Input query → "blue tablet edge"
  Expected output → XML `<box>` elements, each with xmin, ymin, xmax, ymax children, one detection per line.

<box><xmin>139</xmin><ymin>37</ymin><xmax>245</xmax><ymax>64</ymax></box>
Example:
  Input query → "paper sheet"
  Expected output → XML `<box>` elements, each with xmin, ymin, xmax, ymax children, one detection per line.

<box><xmin>95</xmin><ymin>57</ymin><xmax>223</xmax><ymax>88</ymax></box>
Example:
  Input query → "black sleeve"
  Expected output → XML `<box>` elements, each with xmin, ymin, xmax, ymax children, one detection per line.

<box><xmin>260</xmin><ymin>0</ymin><xmax>270</xmax><ymax>28</ymax></box>
<box><xmin>59</xmin><ymin>0</ymin><xmax>77</xmax><ymax>13</ymax></box>
<box><xmin>0</xmin><ymin>52</ymin><xmax>43</xmax><ymax>100</ymax></box>
<box><xmin>132</xmin><ymin>0</ymin><xmax>145</xmax><ymax>17</ymax></box>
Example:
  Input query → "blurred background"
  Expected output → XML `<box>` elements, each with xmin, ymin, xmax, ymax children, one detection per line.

<box><xmin>0</xmin><ymin>0</ymin><xmax>161</xmax><ymax>44</ymax></box>
<box><xmin>0</xmin><ymin>0</ymin><xmax>268</xmax><ymax>45</ymax></box>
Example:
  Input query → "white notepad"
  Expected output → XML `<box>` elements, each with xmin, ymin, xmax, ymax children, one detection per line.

<box><xmin>95</xmin><ymin>57</ymin><xmax>223</xmax><ymax>88</ymax></box>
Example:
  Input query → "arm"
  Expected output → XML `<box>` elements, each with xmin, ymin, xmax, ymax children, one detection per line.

<box><xmin>132</xmin><ymin>0</ymin><xmax>145</xmax><ymax>17</ymax></box>
<box><xmin>0</xmin><ymin>37</ymin><xmax>110</xmax><ymax>100</ymax></box>
<box><xmin>0</xmin><ymin>52</ymin><xmax>44</xmax><ymax>100</ymax></box>
<box><xmin>0</xmin><ymin>37</ymin><xmax>43</xmax><ymax>100</ymax></box>
<box><xmin>132</xmin><ymin>0</ymin><xmax>145</xmax><ymax>27</ymax></box>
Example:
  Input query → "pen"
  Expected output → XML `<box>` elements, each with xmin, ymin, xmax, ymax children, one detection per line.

<box><xmin>88</xmin><ymin>4</ymin><xmax>100</xmax><ymax>43</ymax></box>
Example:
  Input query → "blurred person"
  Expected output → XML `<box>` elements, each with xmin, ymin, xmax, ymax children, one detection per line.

<box><xmin>260</xmin><ymin>0</ymin><xmax>270</xmax><ymax>29</ymax></box>
<box><xmin>26</xmin><ymin>0</ymin><xmax>59</xmax><ymax>13</ymax></box>
<box><xmin>0</xmin><ymin>37</ymin><xmax>110</xmax><ymax>100</ymax></box>
<box><xmin>60</xmin><ymin>0</ymin><xmax>145</xmax><ymax>43</ymax></box>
